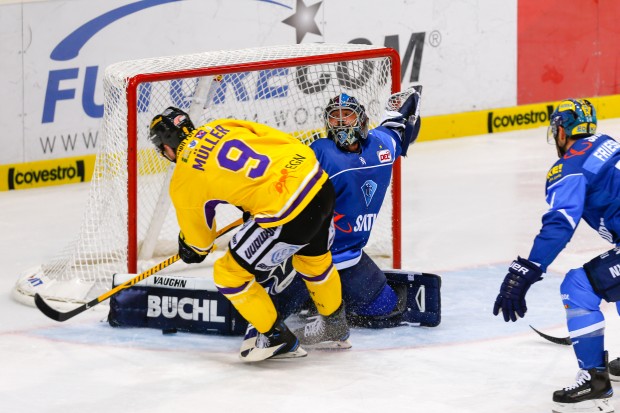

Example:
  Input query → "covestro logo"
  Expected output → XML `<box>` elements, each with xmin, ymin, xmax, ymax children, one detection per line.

<box><xmin>487</xmin><ymin>105</ymin><xmax>554</xmax><ymax>133</ymax></box>
<box><xmin>1</xmin><ymin>156</ymin><xmax>94</xmax><ymax>191</ymax></box>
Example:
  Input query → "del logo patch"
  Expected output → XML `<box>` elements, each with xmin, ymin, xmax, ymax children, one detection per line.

<box><xmin>378</xmin><ymin>149</ymin><xmax>392</xmax><ymax>163</ymax></box>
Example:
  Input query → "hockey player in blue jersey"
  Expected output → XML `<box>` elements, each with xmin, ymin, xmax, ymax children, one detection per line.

<box><xmin>240</xmin><ymin>88</ymin><xmax>441</xmax><ymax>351</ymax></box>
<box><xmin>313</xmin><ymin>92</ymin><xmax>416</xmax><ymax>273</ymax></box>
<box><xmin>293</xmin><ymin>89</ymin><xmax>442</xmax><ymax>345</ymax></box>
<box><xmin>492</xmin><ymin>99</ymin><xmax>620</xmax><ymax>413</ymax></box>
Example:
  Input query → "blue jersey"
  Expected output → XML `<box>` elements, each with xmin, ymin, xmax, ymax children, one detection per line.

<box><xmin>528</xmin><ymin>134</ymin><xmax>620</xmax><ymax>271</ymax></box>
<box><xmin>310</xmin><ymin>126</ymin><xmax>401</xmax><ymax>269</ymax></box>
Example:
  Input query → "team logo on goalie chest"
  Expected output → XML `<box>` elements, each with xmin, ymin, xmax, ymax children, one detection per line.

<box><xmin>361</xmin><ymin>180</ymin><xmax>377</xmax><ymax>206</ymax></box>
<box><xmin>377</xmin><ymin>149</ymin><xmax>392</xmax><ymax>163</ymax></box>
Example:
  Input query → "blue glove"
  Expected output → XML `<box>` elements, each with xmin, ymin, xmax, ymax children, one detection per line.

<box><xmin>493</xmin><ymin>257</ymin><xmax>543</xmax><ymax>322</ymax></box>
<box><xmin>380</xmin><ymin>86</ymin><xmax>422</xmax><ymax>156</ymax></box>
<box><xmin>381</xmin><ymin>87</ymin><xmax>421</xmax><ymax>130</ymax></box>
<box><xmin>397</xmin><ymin>85</ymin><xmax>422</xmax><ymax>123</ymax></box>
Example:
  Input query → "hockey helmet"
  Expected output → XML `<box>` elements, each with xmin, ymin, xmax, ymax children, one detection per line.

<box><xmin>149</xmin><ymin>107</ymin><xmax>195</xmax><ymax>156</ymax></box>
<box><xmin>324</xmin><ymin>93</ymin><xmax>369</xmax><ymax>149</ymax></box>
<box><xmin>547</xmin><ymin>98</ymin><xmax>597</xmax><ymax>144</ymax></box>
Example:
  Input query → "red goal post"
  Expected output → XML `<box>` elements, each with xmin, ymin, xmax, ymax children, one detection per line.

<box><xmin>14</xmin><ymin>43</ymin><xmax>402</xmax><ymax>307</ymax></box>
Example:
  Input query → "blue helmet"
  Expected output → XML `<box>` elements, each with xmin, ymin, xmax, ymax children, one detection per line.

<box><xmin>547</xmin><ymin>98</ymin><xmax>597</xmax><ymax>143</ymax></box>
<box><xmin>324</xmin><ymin>93</ymin><xmax>369</xmax><ymax>149</ymax></box>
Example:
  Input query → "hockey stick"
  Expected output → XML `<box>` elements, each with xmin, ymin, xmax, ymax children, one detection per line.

<box><xmin>529</xmin><ymin>325</ymin><xmax>572</xmax><ymax>345</ymax></box>
<box><xmin>35</xmin><ymin>217</ymin><xmax>244</xmax><ymax>322</ymax></box>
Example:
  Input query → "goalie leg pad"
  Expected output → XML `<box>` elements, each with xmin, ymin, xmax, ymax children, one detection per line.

<box><xmin>386</xmin><ymin>271</ymin><xmax>441</xmax><ymax>327</ymax></box>
<box><xmin>108</xmin><ymin>273</ymin><xmax>247</xmax><ymax>336</ymax></box>
<box><xmin>346</xmin><ymin>271</ymin><xmax>441</xmax><ymax>328</ymax></box>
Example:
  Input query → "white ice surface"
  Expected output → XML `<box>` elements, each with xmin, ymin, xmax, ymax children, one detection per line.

<box><xmin>2</xmin><ymin>121</ymin><xmax>620</xmax><ymax>413</ymax></box>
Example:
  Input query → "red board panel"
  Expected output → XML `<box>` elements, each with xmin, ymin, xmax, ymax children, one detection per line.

<box><xmin>518</xmin><ymin>0</ymin><xmax>620</xmax><ymax>104</ymax></box>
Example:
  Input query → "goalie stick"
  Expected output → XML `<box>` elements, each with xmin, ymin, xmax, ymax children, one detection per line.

<box><xmin>529</xmin><ymin>325</ymin><xmax>572</xmax><ymax>346</ymax></box>
<box><xmin>35</xmin><ymin>217</ymin><xmax>244</xmax><ymax>322</ymax></box>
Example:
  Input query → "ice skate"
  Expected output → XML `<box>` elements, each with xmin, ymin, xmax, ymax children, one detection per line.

<box><xmin>552</xmin><ymin>362</ymin><xmax>614</xmax><ymax>413</ymax></box>
<box><xmin>293</xmin><ymin>303</ymin><xmax>351</xmax><ymax>350</ymax></box>
<box><xmin>239</xmin><ymin>319</ymin><xmax>307</xmax><ymax>362</ymax></box>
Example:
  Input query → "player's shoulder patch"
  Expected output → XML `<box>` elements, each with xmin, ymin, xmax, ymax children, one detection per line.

<box><xmin>546</xmin><ymin>162</ymin><xmax>564</xmax><ymax>184</ymax></box>
<box><xmin>377</xmin><ymin>148</ymin><xmax>392</xmax><ymax>163</ymax></box>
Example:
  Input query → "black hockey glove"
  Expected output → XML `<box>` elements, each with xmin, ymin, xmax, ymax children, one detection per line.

<box><xmin>493</xmin><ymin>257</ymin><xmax>543</xmax><ymax>322</ymax></box>
<box><xmin>242</xmin><ymin>210</ymin><xmax>252</xmax><ymax>222</ymax></box>
<box><xmin>178</xmin><ymin>233</ymin><xmax>207</xmax><ymax>264</ymax></box>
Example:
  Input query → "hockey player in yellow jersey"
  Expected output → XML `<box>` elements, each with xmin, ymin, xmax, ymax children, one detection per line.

<box><xmin>148</xmin><ymin>107</ymin><xmax>350</xmax><ymax>362</ymax></box>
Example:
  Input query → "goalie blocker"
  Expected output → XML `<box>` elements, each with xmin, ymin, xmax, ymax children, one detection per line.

<box><xmin>108</xmin><ymin>270</ymin><xmax>440</xmax><ymax>334</ymax></box>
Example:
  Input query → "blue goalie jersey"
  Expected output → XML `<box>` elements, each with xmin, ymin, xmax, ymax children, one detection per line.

<box><xmin>310</xmin><ymin>126</ymin><xmax>402</xmax><ymax>269</ymax></box>
<box><xmin>528</xmin><ymin>134</ymin><xmax>620</xmax><ymax>271</ymax></box>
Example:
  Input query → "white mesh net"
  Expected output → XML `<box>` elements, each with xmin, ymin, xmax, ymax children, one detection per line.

<box><xmin>13</xmin><ymin>43</ymin><xmax>400</xmax><ymax>307</ymax></box>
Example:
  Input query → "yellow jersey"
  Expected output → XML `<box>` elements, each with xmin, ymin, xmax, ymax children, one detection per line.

<box><xmin>170</xmin><ymin>119</ymin><xmax>328</xmax><ymax>251</ymax></box>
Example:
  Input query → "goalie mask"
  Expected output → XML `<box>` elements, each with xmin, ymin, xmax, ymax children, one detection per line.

<box><xmin>547</xmin><ymin>98</ymin><xmax>597</xmax><ymax>144</ymax></box>
<box><xmin>149</xmin><ymin>107</ymin><xmax>195</xmax><ymax>158</ymax></box>
<box><xmin>324</xmin><ymin>93</ymin><xmax>369</xmax><ymax>150</ymax></box>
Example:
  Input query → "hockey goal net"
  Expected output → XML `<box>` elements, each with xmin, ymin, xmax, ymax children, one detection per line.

<box><xmin>13</xmin><ymin>43</ymin><xmax>402</xmax><ymax>307</ymax></box>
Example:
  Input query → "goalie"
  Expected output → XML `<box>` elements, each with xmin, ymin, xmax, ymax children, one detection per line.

<box><xmin>243</xmin><ymin>87</ymin><xmax>441</xmax><ymax>350</ymax></box>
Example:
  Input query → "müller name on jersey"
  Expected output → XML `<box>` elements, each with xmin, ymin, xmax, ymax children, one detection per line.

<box><xmin>189</xmin><ymin>124</ymin><xmax>231</xmax><ymax>171</ymax></box>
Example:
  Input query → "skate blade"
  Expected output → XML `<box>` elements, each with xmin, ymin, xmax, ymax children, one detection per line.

<box><xmin>271</xmin><ymin>347</ymin><xmax>308</xmax><ymax>359</ymax></box>
<box><xmin>552</xmin><ymin>398</ymin><xmax>614</xmax><ymax>413</ymax></box>
<box><xmin>239</xmin><ymin>344</ymin><xmax>307</xmax><ymax>362</ymax></box>
<box><xmin>303</xmin><ymin>339</ymin><xmax>352</xmax><ymax>350</ymax></box>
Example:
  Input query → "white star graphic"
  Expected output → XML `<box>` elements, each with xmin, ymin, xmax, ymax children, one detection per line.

<box><xmin>282</xmin><ymin>0</ymin><xmax>323</xmax><ymax>43</ymax></box>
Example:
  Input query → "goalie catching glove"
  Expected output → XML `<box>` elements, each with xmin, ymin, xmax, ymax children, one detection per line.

<box><xmin>380</xmin><ymin>86</ymin><xmax>422</xmax><ymax>156</ymax></box>
<box><xmin>493</xmin><ymin>256</ymin><xmax>543</xmax><ymax>322</ymax></box>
